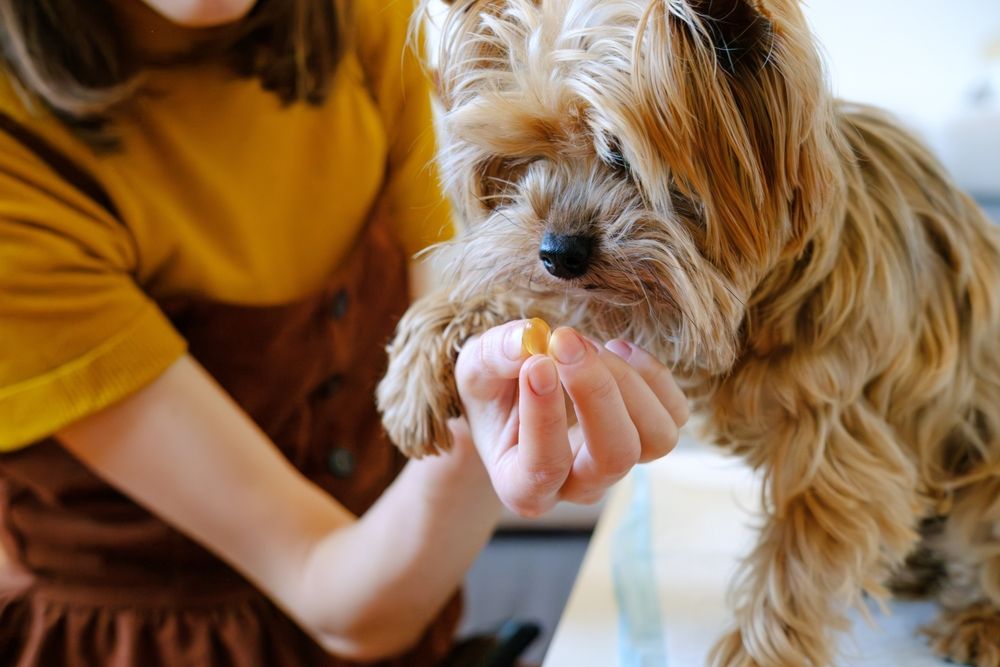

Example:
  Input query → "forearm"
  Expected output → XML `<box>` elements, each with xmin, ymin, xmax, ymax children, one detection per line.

<box><xmin>299</xmin><ymin>427</ymin><xmax>502</xmax><ymax>658</ymax></box>
<box><xmin>59</xmin><ymin>355</ymin><xmax>499</xmax><ymax>662</ymax></box>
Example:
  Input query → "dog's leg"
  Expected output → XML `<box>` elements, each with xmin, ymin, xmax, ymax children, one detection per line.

<box><xmin>377</xmin><ymin>289</ymin><xmax>528</xmax><ymax>458</ymax></box>
<box><xmin>886</xmin><ymin>516</ymin><xmax>949</xmax><ymax>599</ymax></box>
<box><xmin>924</xmin><ymin>475</ymin><xmax>1000</xmax><ymax>667</ymax></box>
<box><xmin>709</xmin><ymin>401</ymin><xmax>923</xmax><ymax>667</ymax></box>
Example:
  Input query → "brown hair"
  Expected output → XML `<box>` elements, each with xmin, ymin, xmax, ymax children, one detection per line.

<box><xmin>0</xmin><ymin>0</ymin><xmax>344</xmax><ymax>141</ymax></box>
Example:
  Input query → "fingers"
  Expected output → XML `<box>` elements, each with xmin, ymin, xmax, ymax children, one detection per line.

<box><xmin>455</xmin><ymin>319</ymin><xmax>575</xmax><ymax>517</ymax></box>
<box><xmin>548</xmin><ymin>328</ymin><xmax>641</xmax><ymax>500</ymax></box>
<box><xmin>598</xmin><ymin>342</ymin><xmax>679</xmax><ymax>463</ymax></box>
<box><xmin>549</xmin><ymin>330</ymin><xmax>688</xmax><ymax>502</ymax></box>
<box><xmin>455</xmin><ymin>319</ymin><xmax>689</xmax><ymax>516</ymax></box>
<box><xmin>605</xmin><ymin>340</ymin><xmax>689</xmax><ymax>428</ymax></box>
<box><xmin>493</xmin><ymin>355</ymin><xmax>574</xmax><ymax>517</ymax></box>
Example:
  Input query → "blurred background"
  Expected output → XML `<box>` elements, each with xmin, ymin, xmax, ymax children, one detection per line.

<box><xmin>802</xmin><ymin>0</ymin><xmax>1000</xmax><ymax>202</ymax></box>
<box><xmin>426</xmin><ymin>1</ymin><xmax>1000</xmax><ymax>664</ymax></box>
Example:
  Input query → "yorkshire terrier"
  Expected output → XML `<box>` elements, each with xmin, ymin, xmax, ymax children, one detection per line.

<box><xmin>376</xmin><ymin>1</ymin><xmax>1000</xmax><ymax>665</ymax></box>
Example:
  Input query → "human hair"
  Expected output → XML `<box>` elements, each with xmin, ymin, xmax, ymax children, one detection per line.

<box><xmin>0</xmin><ymin>0</ymin><xmax>344</xmax><ymax>142</ymax></box>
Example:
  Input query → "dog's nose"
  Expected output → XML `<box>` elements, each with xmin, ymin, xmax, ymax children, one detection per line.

<box><xmin>539</xmin><ymin>233</ymin><xmax>594</xmax><ymax>279</ymax></box>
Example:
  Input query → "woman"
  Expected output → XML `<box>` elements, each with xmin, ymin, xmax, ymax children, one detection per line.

<box><xmin>0</xmin><ymin>1</ymin><xmax>688</xmax><ymax>664</ymax></box>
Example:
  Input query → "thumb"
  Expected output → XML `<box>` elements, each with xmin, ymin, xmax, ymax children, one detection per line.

<box><xmin>455</xmin><ymin>320</ymin><xmax>531</xmax><ymax>402</ymax></box>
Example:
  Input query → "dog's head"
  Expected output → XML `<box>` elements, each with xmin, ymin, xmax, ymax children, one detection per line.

<box><xmin>431</xmin><ymin>0</ymin><xmax>841</xmax><ymax>373</ymax></box>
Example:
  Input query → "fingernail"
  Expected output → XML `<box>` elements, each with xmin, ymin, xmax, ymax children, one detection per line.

<box><xmin>527</xmin><ymin>357</ymin><xmax>558</xmax><ymax>395</ymax></box>
<box><xmin>605</xmin><ymin>339</ymin><xmax>633</xmax><ymax>361</ymax></box>
<box><xmin>504</xmin><ymin>324</ymin><xmax>525</xmax><ymax>360</ymax></box>
<box><xmin>550</xmin><ymin>329</ymin><xmax>586</xmax><ymax>365</ymax></box>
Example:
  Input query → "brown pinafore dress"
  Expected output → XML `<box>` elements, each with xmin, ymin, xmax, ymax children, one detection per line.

<box><xmin>0</xmin><ymin>211</ymin><xmax>462</xmax><ymax>666</ymax></box>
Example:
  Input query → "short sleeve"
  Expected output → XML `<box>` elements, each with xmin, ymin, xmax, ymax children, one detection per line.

<box><xmin>355</xmin><ymin>0</ymin><xmax>455</xmax><ymax>256</ymax></box>
<box><xmin>0</xmin><ymin>134</ymin><xmax>187</xmax><ymax>451</ymax></box>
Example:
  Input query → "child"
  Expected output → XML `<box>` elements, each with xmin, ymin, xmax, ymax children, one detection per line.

<box><xmin>0</xmin><ymin>1</ymin><xmax>687</xmax><ymax>664</ymax></box>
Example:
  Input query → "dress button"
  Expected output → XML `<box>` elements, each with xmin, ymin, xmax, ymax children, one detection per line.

<box><xmin>330</xmin><ymin>289</ymin><xmax>350</xmax><ymax>320</ymax></box>
<box><xmin>327</xmin><ymin>447</ymin><xmax>356</xmax><ymax>478</ymax></box>
<box><xmin>317</xmin><ymin>373</ymin><xmax>344</xmax><ymax>398</ymax></box>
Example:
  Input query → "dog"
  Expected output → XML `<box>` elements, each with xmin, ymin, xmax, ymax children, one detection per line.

<box><xmin>376</xmin><ymin>1</ymin><xmax>1000</xmax><ymax>665</ymax></box>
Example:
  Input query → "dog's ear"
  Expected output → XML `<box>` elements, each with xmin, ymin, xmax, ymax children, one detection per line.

<box><xmin>635</xmin><ymin>0</ymin><xmax>835</xmax><ymax>275</ymax></box>
<box><xmin>425</xmin><ymin>0</ymin><xmax>534</xmax><ymax>225</ymax></box>
<box><xmin>431</xmin><ymin>0</ymin><xmax>516</xmax><ymax>111</ymax></box>
<box><xmin>687</xmin><ymin>0</ymin><xmax>775</xmax><ymax>74</ymax></box>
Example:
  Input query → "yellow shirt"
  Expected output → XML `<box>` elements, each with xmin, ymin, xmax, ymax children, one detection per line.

<box><xmin>0</xmin><ymin>2</ymin><xmax>452</xmax><ymax>450</ymax></box>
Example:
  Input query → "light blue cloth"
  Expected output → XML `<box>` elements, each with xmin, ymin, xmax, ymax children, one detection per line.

<box><xmin>612</xmin><ymin>467</ymin><xmax>668</xmax><ymax>666</ymax></box>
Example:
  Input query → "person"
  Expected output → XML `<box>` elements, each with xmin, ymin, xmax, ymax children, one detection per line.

<box><xmin>0</xmin><ymin>0</ymin><xmax>689</xmax><ymax>664</ymax></box>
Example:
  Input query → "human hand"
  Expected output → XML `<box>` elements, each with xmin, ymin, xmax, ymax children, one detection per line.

<box><xmin>454</xmin><ymin>321</ymin><xmax>689</xmax><ymax>516</ymax></box>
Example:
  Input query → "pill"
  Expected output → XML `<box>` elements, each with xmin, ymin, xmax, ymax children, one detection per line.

<box><xmin>521</xmin><ymin>318</ymin><xmax>552</xmax><ymax>356</ymax></box>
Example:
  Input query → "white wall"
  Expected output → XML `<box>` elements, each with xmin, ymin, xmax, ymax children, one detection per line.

<box><xmin>801</xmin><ymin>1</ymin><xmax>1000</xmax><ymax>197</ymax></box>
<box><xmin>803</xmin><ymin>2</ymin><xmax>998</xmax><ymax>126</ymax></box>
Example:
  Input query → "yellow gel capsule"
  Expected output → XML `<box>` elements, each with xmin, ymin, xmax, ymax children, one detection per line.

<box><xmin>522</xmin><ymin>318</ymin><xmax>552</xmax><ymax>356</ymax></box>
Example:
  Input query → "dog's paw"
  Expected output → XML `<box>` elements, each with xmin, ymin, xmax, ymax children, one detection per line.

<box><xmin>378</xmin><ymin>289</ymin><xmax>539</xmax><ymax>458</ymax></box>
<box><xmin>377</xmin><ymin>354</ymin><xmax>457</xmax><ymax>459</ymax></box>
<box><xmin>377</xmin><ymin>295</ymin><xmax>463</xmax><ymax>459</ymax></box>
<box><xmin>886</xmin><ymin>544</ymin><xmax>947</xmax><ymax>600</ymax></box>
<box><xmin>924</xmin><ymin>602</ymin><xmax>1000</xmax><ymax>667</ymax></box>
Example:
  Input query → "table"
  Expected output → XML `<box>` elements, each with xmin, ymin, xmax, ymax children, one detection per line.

<box><xmin>544</xmin><ymin>438</ymin><xmax>952</xmax><ymax>666</ymax></box>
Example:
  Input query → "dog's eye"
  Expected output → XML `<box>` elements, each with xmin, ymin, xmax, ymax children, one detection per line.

<box><xmin>477</xmin><ymin>156</ymin><xmax>534</xmax><ymax>210</ymax></box>
<box><xmin>605</xmin><ymin>146</ymin><xmax>630</xmax><ymax>173</ymax></box>
<box><xmin>670</xmin><ymin>179</ymin><xmax>706</xmax><ymax>232</ymax></box>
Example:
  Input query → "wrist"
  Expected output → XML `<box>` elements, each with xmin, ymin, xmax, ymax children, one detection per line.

<box><xmin>416</xmin><ymin>427</ymin><xmax>502</xmax><ymax>518</ymax></box>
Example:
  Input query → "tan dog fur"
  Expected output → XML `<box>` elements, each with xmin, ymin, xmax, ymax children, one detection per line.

<box><xmin>376</xmin><ymin>1</ymin><xmax>1000</xmax><ymax>664</ymax></box>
